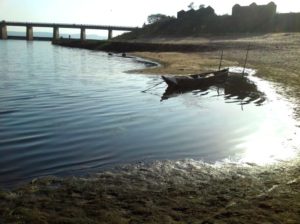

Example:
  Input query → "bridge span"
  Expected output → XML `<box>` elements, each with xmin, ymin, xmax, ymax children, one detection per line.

<box><xmin>0</xmin><ymin>21</ymin><xmax>137</xmax><ymax>40</ymax></box>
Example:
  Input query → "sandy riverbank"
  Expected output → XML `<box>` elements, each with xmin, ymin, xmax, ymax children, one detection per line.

<box><xmin>1</xmin><ymin>33</ymin><xmax>300</xmax><ymax>223</ymax></box>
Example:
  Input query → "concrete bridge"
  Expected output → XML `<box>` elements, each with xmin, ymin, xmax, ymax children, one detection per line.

<box><xmin>0</xmin><ymin>21</ymin><xmax>137</xmax><ymax>41</ymax></box>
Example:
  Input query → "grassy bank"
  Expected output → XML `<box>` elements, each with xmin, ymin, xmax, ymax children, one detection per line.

<box><xmin>52</xmin><ymin>39</ymin><xmax>222</xmax><ymax>52</ymax></box>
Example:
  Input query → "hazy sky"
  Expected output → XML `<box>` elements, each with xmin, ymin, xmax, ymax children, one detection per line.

<box><xmin>1</xmin><ymin>0</ymin><xmax>300</xmax><ymax>32</ymax></box>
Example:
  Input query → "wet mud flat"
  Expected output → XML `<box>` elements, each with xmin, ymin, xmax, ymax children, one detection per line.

<box><xmin>1</xmin><ymin>158</ymin><xmax>300</xmax><ymax>223</ymax></box>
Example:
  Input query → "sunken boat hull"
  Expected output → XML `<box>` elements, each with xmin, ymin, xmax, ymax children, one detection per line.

<box><xmin>161</xmin><ymin>68</ymin><xmax>229</xmax><ymax>88</ymax></box>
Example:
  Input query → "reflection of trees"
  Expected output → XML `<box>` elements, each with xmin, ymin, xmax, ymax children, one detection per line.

<box><xmin>161</xmin><ymin>73</ymin><xmax>266</xmax><ymax>106</ymax></box>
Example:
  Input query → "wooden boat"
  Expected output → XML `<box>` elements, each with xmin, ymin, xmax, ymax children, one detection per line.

<box><xmin>161</xmin><ymin>68</ymin><xmax>229</xmax><ymax>88</ymax></box>
<box><xmin>161</xmin><ymin>71</ymin><xmax>266</xmax><ymax>105</ymax></box>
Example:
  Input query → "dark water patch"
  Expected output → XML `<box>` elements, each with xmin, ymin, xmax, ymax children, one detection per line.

<box><xmin>0</xmin><ymin>109</ymin><xmax>18</xmax><ymax>115</ymax></box>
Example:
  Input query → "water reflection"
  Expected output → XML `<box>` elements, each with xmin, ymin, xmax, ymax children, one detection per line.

<box><xmin>161</xmin><ymin>72</ymin><xmax>266</xmax><ymax>106</ymax></box>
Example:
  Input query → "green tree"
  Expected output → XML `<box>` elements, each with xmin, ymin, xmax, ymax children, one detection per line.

<box><xmin>147</xmin><ymin>14</ymin><xmax>169</xmax><ymax>24</ymax></box>
<box><xmin>188</xmin><ymin>2</ymin><xmax>195</xmax><ymax>10</ymax></box>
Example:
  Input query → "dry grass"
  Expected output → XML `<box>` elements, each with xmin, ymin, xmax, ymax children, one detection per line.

<box><xmin>131</xmin><ymin>52</ymin><xmax>238</xmax><ymax>75</ymax></box>
<box><xmin>130</xmin><ymin>32</ymin><xmax>300</xmax><ymax>46</ymax></box>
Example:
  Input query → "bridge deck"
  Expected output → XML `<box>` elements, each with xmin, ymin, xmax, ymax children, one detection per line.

<box><xmin>3</xmin><ymin>21</ymin><xmax>138</xmax><ymax>31</ymax></box>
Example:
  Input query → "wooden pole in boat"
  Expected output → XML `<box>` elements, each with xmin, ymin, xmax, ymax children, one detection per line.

<box><xmin>243</xmin><ymin>43</ymin><xmax>250</xmax><ymax>75</ymax></box>
<box><xmin>218</xmin><ymin>49</ymin><xmax>224</xmax><ymax>71</ymax></box>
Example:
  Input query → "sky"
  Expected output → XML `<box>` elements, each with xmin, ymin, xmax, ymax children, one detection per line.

<box><xmin>1</xmin><ymin>0</ymin><xmax>300</xmax><ymax>33</ymax></box>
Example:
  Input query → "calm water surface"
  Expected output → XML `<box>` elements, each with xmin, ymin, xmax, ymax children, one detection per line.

<box><xmin>0</xmin><ymin>40</ymin><xmax>299</xmax><ymax>188</ymax></box>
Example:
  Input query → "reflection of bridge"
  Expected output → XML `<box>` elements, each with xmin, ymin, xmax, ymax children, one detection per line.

<box><xmin>0</xmin><ymin>21</ymin><xmax>137</xmax><ymax>40</ymax></box>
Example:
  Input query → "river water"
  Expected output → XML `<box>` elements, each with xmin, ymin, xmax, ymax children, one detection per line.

<box><xmin>0</xmin><ymin>40</ymin><xmax>299</xmax><ymax>188</ymax></box>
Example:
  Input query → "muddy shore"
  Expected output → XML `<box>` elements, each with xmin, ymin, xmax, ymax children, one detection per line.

<box><xmin>1</xmin><ymin>33</ymin><xmax>300</xmax><ymax>223</ymax></box>
<box><xmin>1</xmin><ymin>159</ymin><xmax>300</xmax><ymax>223</ymax></box>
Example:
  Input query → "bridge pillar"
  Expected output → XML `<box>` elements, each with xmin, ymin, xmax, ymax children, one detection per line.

<box><xmin>108</xmin><ymin>29</ymin><xmax>113</xmax><ymax>39</ymax></box>
<box><xmin>53</xmin><ymin>27</ymin><xmax>59</xmax><ymax>40</ymax></box>
<box><xmin>80</xmin><ymin>28</ymin><xmax>86</xmax><ymax>41</ymax></box>
<box><xmin>26</xmin><ymin>26</ymin><xmax>33</xmax><ymax>41</ymax></box>
<box><xmin>0</xmin><ymin>21</ymin><xmax>7</xmax><ymax>39</ymax></box>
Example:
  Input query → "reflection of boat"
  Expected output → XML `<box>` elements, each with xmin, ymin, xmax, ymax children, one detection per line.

<box><xmin>222</xmin><ymin>73</ymin><xmax>266</xmax><ymax>105</ymax></box>
<box><xmin>161</xmin><ymin>69</ymin><xmax>229</xmax><ymax>88</ymax></box>
<box><xmin>161</xmin><ymin>73</ymin><xmax>266</xmax><ymax>105</ymax></box>
<box><xmin>161</xmin><ymin>85</ymin><xmax>209</xmax><ymax>101</ymax></box>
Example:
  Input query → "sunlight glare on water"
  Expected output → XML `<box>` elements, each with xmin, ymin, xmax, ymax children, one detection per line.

<box><xmin>229</xmin><ymin>67</ymin><xmax>300</xmax><ymax>164</ymax></box>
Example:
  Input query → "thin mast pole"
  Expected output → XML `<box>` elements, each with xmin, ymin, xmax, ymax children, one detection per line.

<box><xmin>243</xmin><ymin>43</ymin><xmax>250</xmax><ymax>75</ymax></box>
<box><xmin>218</xmin><ymin>49</ymin><xmax>224</xmax><ymax>71</ymax></box>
